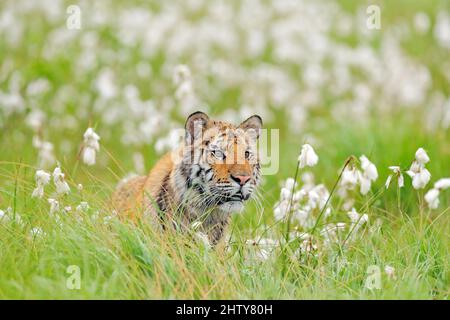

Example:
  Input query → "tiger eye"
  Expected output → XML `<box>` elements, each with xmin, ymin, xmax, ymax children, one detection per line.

<box><xmin>212</xmin><ymin>149</ymin><xmax>226</xmax><ymax>160</ymax></box>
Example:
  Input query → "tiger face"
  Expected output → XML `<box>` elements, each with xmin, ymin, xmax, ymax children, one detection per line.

<box><xmin>178</xmin><ymin>111</ymin><xmax>262</xmax><ymax>213</ymax></box>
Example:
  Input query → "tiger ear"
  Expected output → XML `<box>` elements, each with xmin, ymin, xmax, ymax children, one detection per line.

<box><xmin>185</xmin><ymin>111</ymin><xmax>209</xmax><ymax>144</ymax></box>
<box><xmin>238</xmin><ymin>115</ymin><xmax>262</xmax><ymax>138</ymax></box>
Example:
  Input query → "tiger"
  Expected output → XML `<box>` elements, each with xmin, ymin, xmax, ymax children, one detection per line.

<box><xmin>112</xmin><ymin>111</ymin><xmax>263</xmax><ymax>246</ymax></box>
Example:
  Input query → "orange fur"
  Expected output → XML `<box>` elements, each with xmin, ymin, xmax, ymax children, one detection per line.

<box><xmin>112</xmin><ymin>152</ymin><xmax>174</xmax><ymax>221</ymax></box>
<box><xmin>111</xmin><ymin>112</ymin><xmax>262</xmax><ymax>245</ymax></box>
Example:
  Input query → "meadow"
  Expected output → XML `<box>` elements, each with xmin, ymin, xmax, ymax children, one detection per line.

<box><xmin>0</xmin><ymin>0</ymin><xmax>449</xmax><ymax>299</ymax></box>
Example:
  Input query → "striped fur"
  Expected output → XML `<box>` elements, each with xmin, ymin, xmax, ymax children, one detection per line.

<box><xmin>112</xmin><ymin>112</ymin><xmax>262</xmax><ymax>245</ymax></box>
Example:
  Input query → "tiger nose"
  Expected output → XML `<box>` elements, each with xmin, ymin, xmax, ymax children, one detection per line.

<box><xmin>231</xmin><ymin>174</ymin><xmax>251</xmax><ymax>186</ymax></box>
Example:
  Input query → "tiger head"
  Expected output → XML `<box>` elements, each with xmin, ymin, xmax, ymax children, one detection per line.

<box><xmin>176</xmin><ymin>111</ymin><xmax>262</xmax><ymax>213</ymax></box>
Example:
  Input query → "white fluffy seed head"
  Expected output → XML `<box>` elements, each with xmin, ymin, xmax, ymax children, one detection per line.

<box><xmin>341</xmin><ymin>167</ymin><xmax>359</xmax><ymax>189</ymax></box>
<box><xmin>424</xmin><ymin>188</ymin><xmax>440</xmax><ymax>209</ymax></box>
<box><xmin>360</xmin><ymin>155</ymin><xmax>378</xmax><ymax>181</ymax></box>
<box><xmin>52</xmin><ymin>167</ymin><xmax>71</xmax><ymax>195</ymax></box>
<box><xmin>347</xmin><ymin>208</ymin><xmax>360</xmax><ymax>223</ymax></box>
<box><xmin>386</xmin><ymin>166</ymin><xmax>404</xmax><ymax>189</ymax></box>
<box><xmin>384</xmin><ymin>265</ymin><xmax>396</xmax><ymax>278</ymax></box>
<box><xmin>415</xmin><ymin>147</ymin><xmax>430</xmax><ymax>164</ymax></box>
<box><xmin>48</xmin><ymin>198</ymin><xmax>59</xmax><ymax>214</ymax></box>
<box><xmin>434</xmin><ymin>178</ymin><xmax>450</xmax><ymax>190</ymax></box>
<box><xmin>82</xmin><ymin>128</ymin><xmax>100</xmax><ymax>166</ymax></box>
<box><xmin>35</xmin><ymin>170</ymin><xmax>51</xmax><ymax>184</ymax></box>
<box><xmin>173</xmin><ymin>64</ymin><xmax>191</xmax><ymax>86</ymax></box>
<box><xmin>359</xmin><ymin>174</ymin><xmax>372</xmax><ymax>195</ymax></box>
<box><xmin>280</xmin><ymin>187</ymin><xmax>291</xmax><ymax>200</ymax></box>
<box><xmin>31</xmin><ymin>170</ymin><xmax>51</xmax><ymax>198</ymax></box>
<box><xmin>284</xmin><ymin>177</ymin><xmax>297</xmax><ymax>191</ymax></box>
<box><xmin>82</xmin><ymin>147</ymin><xmax>97</xmax><ymax>166</ymax></box>
<box><xmin>412</xmin><ymin>167</ymin><xmax>431</xmax><ymax>189</ymax></box>
<box><xmin>298</xmin><ymin>144</ymin><xmax>319</xmax><ymax>168</ymax></box>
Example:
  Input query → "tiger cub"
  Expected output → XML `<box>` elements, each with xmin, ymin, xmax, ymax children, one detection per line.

<box><xmin>112</xmin><ymin>111</ymin><xmax>262</xmax><ymax>245</ymax></box>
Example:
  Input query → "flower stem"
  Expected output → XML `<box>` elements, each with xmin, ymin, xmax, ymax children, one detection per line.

<box><xmin>284</xmin><ymin>161</ymin><xmax>300</xmax><ymax>243</ymax></box>
<box><xmin>281</xmin><ymin>160</ymin><xmax>300</xmax><ymax>276</ymax></box>
<box><xmin>310</xmin><ymin>156</ymin><xmax>353</xmax><ymax>236</ymax></box>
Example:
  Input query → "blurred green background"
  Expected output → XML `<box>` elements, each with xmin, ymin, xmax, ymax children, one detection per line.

<box><xmin>0</xmin><ymin>0</ymin><xmax>448</xmax><ymax>299</ymax></box>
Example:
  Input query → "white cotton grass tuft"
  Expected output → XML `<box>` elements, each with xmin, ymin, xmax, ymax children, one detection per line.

<box><xmin>26</xmin><ymin>78</ymin><xmax>50</xmax><ymax>97</ymax></box>
<box><xmin>284</xmin><ymin>177</ymin><xmax>297</xmax><ymax>191</ymax></box>
<box><xmin>293</xmin><ymin>237</ymin><xmax>318</xmax><ymax>261</ymax></box>
<box><xmin>414</xmin><ymin>12</ymin><xmax>430</xmax><ymax>34</ymax></box>
<box><xmin>52</xmin><ymin>166</ymin><xmax>70</xmax><ymax>195</ymax></box>
<box><xmin>31</xmin><ymin>170</ymin><xmax>51</xmax><ymax>198</ymax></box>
<box><xmin>434</xmin><ymin>11</ymin><xmax>450</xmax><ymax>49</ymax></box>
<box><xmin>172</xmin><ymin>64</ymin><xmax>198</xmax><ymax>114</ymax></box>
<box><xmin>411</xmin><ymin>169</ymin><xmax>430</xmax><ymax>189</ymax></box>
<box><xmin>298</xmin><ymin>144</ymin><xmax>319</xmax><ymax>168</ymax></box>
<box><xmin>347</xmin><ymin>208</ymin><xmax>368</xmax><ymax>241</ymax></box>
<box><xmin>273</xmin><ymin>172</ymin><xmax>332</xmax><ymax>230</ymax></box>
<box><xmin>347</xmin><ymin>208</ymin><xmax>363</xmax><ymax>223</ymax></box>
<box><xmin>82</xmin><ymin>128</ymin><xmax>100</xmax><ymax>166</ymax></box>
<box><xmin>95</xmin><ymin>68</ymin><xmax>117</xmax><ymax>99</ymax></box>
<box><xmin>384</xmin><ymin>265</ymin><xmax>396</xmax><ymax>279</ymax></box>
<box><xmin>360</xmin><ymin>155</ymin><xmax>378</xmax><ymax>181</ymax></box>
<box><xmin>76</xmin><ymin>201</ymin><xmax>89</xmax><ymax>213</ymax></box>
<box><xmin>0</xmin><ymin>209</ymin><xmax>6</xmax><ymax>222</ymax></box>
<box><xmin>173</xmin><ymin>64</ymin><xmax>191</xmax><ymax>86</ymax></box>
<box><xmin>424</xmin><ymin>177</ymin><xmax>450</xmax><ymax>209</ymax></box>
<box><xmin>358</xmin><ymin>155</ymin><xmax>378</xmax><ymax>195</ymax></box>
<box><xmin>434</xmin><ymin>178</ymin><xmax>450</xmax><ymax>190</ymax></box>
<box><xmin>385</xmin><ymin>166</ymin><xmax>404</xmax><ymax>189</ymax></box>
<box><xmin>272</xmin><ymin>154</ymin><xmax>377</xmax><ymax>254</ymax></box>
<box><xmin>321</xmin><ymin>223</ymin><xmax>346</xmax><ymax>247</ymax></box>
<box><xmin>26</xmin><ymin>109</ymin><xmax>46</xmax><ymax>132</ymax></box>
<box><xmin>154</xmin><ymin>129</ymin><xmax>183</xmax><ymax>154</ymax></box>
<box><xmin>0</xmin><ymin>207</ymin><xmax>22</xmax><ymax>224</ymax></box>
<box><xmin>415</xmin><ymin>148</ymin><xmax>430</xmax><ymax>164</ymax></box>
<box><xmin>339</xmin><ymin>155</ymin><xmax>378</xmax><ymax>195</ymax></box>
<box><xmin>341</xmin><ymin>166</ymin><xmax>359</xmax><ymax>189</ymax></box>
<box><xmin>280</xmin><ymin>187</ymin><xmax>291</xmax><ymax>201</ymax></box>
<box><xmin>246</xmin><ymin>238</ymin><xmax>280</xmax><ymax>261</ymax></box>
<box><xmin>424</xmin><ymin>188</ymin><xmax>440</xmax><ymax>209</ymax></box>
<box><xmin>32</xmin><ymin>136</ymin><xmax>56</xmax><ymax>169</ymax></box>
<box><xmin>406</xmin><ymin>147</ymin><xmax>431</xmax><ymax>189</ymax></box>
<box><xmin>273</xmin><ymin>178</ymin><xmax>296</xmax><ymax>221</ymax></box>
<box><xmin>48</xmin><ymin>198</ymin><xmax>59</xmax><ymax>214</ymax></box>
<box><xmin>301</xmin><ymin>172</ymin><xmax>315</xmax><ymax>190</ymax></box>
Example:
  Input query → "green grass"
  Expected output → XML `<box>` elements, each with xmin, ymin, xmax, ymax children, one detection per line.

<box><xmin>0</xmin><ymin>0</ymin><xmax>449</xmax><ymax>299</ymax></box>
<box><xmin>0</xmin><ymin>185</ymin><xmax>447</xmax><ymax>299</ymax></box>
<box><xmin>0</xmin><ymin>113</ymin><xmax>448</xmax><ymax>298</ymax></box>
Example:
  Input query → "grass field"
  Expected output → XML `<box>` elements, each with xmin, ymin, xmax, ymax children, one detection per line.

<box><xmin>0</xmin><ymin>0</ymin><xmax>449</xmax><ymax>299</ymax></box>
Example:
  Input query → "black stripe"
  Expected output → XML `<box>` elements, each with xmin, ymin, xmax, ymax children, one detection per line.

<box><xmin>156</xmin><ymin>173</ymin><xmax>170</xmax><ymax>229</ymax></box>
<box><xmin>194</xmin><ymin>184</ymin><xmax>205</xmax><ymax>194</ymax></box>
<box><xmin>179</xmin><ymin>162</ymin><xmax>190</xmax><ymax>179</ymax></box>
